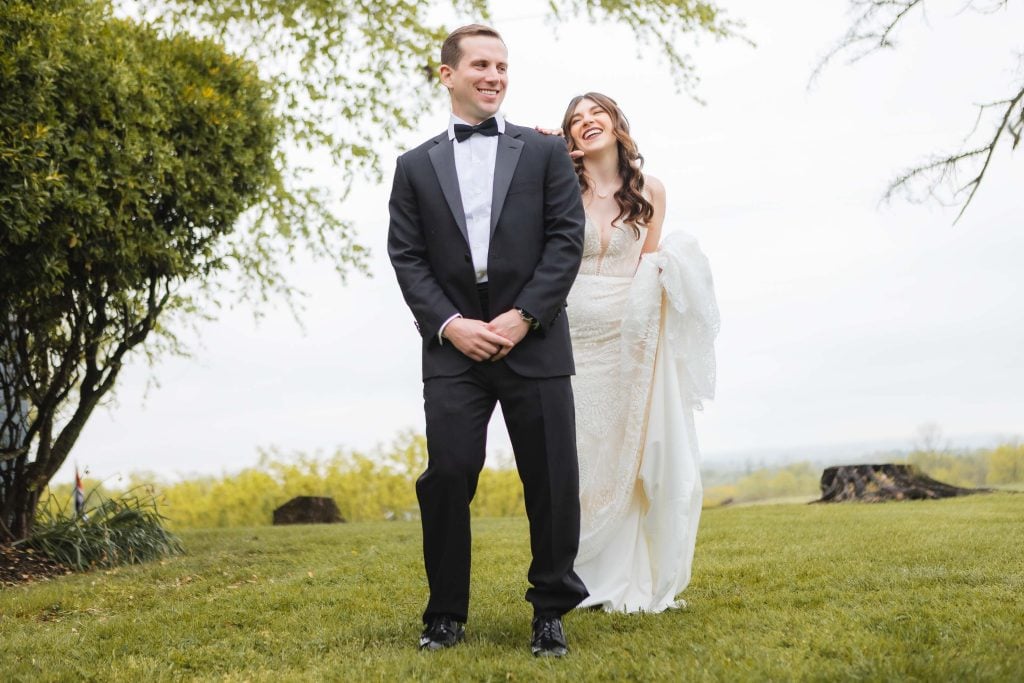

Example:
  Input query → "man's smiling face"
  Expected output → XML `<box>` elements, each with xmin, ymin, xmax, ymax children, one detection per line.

<box><xmin>440</xmin><ymin>35</ymin><xmax>508</xmax><ymax>124</ymax></box>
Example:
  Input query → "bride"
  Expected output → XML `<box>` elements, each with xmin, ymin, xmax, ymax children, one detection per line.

<box><xmin>559</xmin><ymin>92</ymin><xmax>719</xmax><ymax>613</ymax></box>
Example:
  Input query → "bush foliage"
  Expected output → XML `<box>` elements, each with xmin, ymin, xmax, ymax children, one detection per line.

<box><xmin>1</xmin><ymin>0</ymin><xmax>278</xmax><ymax>541</ymax></box>
<box><xmin>24</xmin><ymin>486</ymin><xmax>183</xmax><ymax>570</ymax></box>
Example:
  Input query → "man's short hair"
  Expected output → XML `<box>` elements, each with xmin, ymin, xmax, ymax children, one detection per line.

<box><xmin>441</xmin><ymin>24</ymin><xmax>505</xmax><ymax>68</ymax></box>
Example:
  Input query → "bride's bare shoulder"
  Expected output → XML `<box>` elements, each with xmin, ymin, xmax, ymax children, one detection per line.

<box><xmin>644</xmin><ymin>174</ymin><xmax>666</xmax><ymax>196</ymax></box>
<box><xmin>643</xmin><ymin>175</ymin><xmax>666</xmax><ymax>210</ymax></box>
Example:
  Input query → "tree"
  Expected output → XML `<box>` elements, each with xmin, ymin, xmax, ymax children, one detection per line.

<box><xmin>910</xmin><ymin>422</ymin><xmax>951</xmax><ymax>459</ymax></box>
<box><xmin>818</xmin><ymin>0</ymin><xmax>1022</xmax><ymax>221</ymax></box>
<box><xmin>0</xmin><ymin>0</ymin><xmax>279</xmax><ymax>541</ymax></box>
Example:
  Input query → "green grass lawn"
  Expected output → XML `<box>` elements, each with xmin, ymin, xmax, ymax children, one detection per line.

<box><xmin>2</xmin><ymin>493</ymin><xmax>1023</xmax><ymax>681</ymax></box>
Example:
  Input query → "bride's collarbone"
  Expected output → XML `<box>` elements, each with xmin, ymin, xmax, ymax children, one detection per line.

<box><xmin>584</xmin><ymin>196</ymin><xmax>618</xmax><ymax>221</ymax></box>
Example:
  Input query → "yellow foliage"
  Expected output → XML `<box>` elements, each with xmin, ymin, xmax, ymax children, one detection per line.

<box><xmin>121</xmin><ymin>432</ymin><xmax>528</xmax><ymax>530</ymax></box>
<box><xmin>985</xmin><ymin>443</ymin><xmax>1024</xmax><ymax>486</ymax></box>
<box><xmin>703</xmin><ymin>484</ymin><xmax>738</xmax><ymax>508</ymax></box>
<box><xmin>733</xmin><ymin>463</ymin><xmax>820</xmax><ymax>502</ymax></box>
<box><xmin>906</xmin><ymin>443</ymin><xmax>1024</xmax><ymax>488</ymax></box>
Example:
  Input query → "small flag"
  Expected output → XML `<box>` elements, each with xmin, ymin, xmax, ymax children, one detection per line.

<box><xmin>74</xmin><ymin>467</ymin><xmax>86</xmax><ymax>518</ymax></box>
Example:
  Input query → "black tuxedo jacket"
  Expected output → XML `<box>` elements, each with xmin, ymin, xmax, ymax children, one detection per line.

<box><xmin>388</xmin><ymin>122</ymin><xmax>585</xmax><ymax>380</ymax></box>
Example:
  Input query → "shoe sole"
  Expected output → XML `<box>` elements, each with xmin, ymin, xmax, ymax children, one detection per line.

<box><xmin>419</xmin><ymin>635</ymin><xmax>465</xmax><ymax>651</ymax></box>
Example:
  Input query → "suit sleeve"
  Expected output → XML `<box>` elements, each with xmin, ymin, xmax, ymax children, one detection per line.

<box><xmin>387</xmin><ymin>155</ymin><xmax>459</xmax><ymax>342</ymax></box>
<box><xmin>513</xmin><ymin>137</ymin><xmax>585</xmax><ymax>334</ymax></box>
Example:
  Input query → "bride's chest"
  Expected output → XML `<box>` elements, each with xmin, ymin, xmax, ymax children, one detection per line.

<box><xmin>584</xmin><ymin>217</ymin><xmax>644</xmax><ymax>256</ymax></box>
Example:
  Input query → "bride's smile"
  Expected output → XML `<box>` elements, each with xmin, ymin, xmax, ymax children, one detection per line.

<box><xmin>569</xmin><ymin>99</ymin><xmax>616</xmax><ymax>152</ymax></box>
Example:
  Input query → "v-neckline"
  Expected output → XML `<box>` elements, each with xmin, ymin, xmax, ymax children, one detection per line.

<box><xmin>585</xmin><ymin>212</ymin><xmax>618</xmax><ymax>256</ymax></box>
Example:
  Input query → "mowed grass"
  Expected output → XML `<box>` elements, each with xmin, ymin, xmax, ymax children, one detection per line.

<box><xmin>2</xmin><ymin>494</ymin><xmax>1023</xmax><ymax>682</ymax></box>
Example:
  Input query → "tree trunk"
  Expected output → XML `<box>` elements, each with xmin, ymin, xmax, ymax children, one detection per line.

<box><xmin>815</xmin><ymin>464</ymin><xmax>989</xmax><ymax>503</ymax></box>
<box><xmin>0</xmin><ymin>457</ymin><xmax>40</xmax><ymax>542</ymax></box>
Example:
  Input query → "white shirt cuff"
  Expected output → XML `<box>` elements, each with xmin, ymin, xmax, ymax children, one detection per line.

<box><xmin>438</xmin><ymin>313</ymin><xmax>462</xmax><ymax>345</ymax></box>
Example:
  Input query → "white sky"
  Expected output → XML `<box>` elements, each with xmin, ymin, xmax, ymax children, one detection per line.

<box><xmin>59</xmin><ymin>0</ymin><xmax>1024</xmax><ymax>482</ymax></box>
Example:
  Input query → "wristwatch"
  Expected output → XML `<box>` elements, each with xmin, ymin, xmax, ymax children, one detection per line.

<box><xmin>516</xmin><ymin>308</ymin><xmax>540</xmax><ymax>331</ymax></box>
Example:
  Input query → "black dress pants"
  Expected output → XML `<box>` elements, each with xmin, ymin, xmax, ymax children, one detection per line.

<box><xmin>418</xmin><ymin>287</ymin><xmax>588</xmax><ymax>622</ymax></box>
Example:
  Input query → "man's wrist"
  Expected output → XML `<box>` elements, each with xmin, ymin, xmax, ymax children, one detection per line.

<box><xmin>516</xmin><ymin>308</ymin><xmax>540</xmax><ymax>331</ymax></box>
<box><xmin>438</xmin><ymin>313</ymin><xmax>462</xmax><ymax>344</ymax></box>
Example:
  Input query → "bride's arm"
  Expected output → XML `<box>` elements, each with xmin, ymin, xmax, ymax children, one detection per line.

<box><xmin>642</xmin><ymin>175</ymin><xmax>666</xmax><ymax>253</ymax></box>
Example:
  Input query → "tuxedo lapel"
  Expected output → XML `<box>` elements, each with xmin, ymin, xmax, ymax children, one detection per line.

<box><xmin>427</xmin><ymin>136</ymin><xmax>469</xmax><ymax>245</ymax></box>
<box><xmin>490</xmin><ymin>130</ymin><xmax>525</xmax><ymax>237</ymax></box>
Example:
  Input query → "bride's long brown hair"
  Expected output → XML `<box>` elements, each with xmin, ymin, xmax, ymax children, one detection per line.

<box><xmin>561</xmin><ymin>92</ymin><xmax>653</xmax><ymax>238</ymax></box>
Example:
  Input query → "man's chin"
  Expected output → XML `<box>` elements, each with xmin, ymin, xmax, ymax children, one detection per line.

<box><xmin>475</xmin><ymin>102</ymin><xmax>502</xmax><ymax>117</ymax></box>
<box><xmin>454</xmin><ymin>102</ymin><xmax>502</xmax><ymax>123</ymax></box>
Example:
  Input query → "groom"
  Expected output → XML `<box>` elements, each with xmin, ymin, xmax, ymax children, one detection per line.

<box><xmin>387</xmin><ymin>24</ymin><xmax>588</xmax><ymax>656</ymax></box>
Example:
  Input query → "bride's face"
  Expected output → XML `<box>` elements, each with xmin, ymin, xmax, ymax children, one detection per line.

<box><xmin>568</xmin><ymin>98</ymin><xmax>616</xmax><ymax>155</ymax></box>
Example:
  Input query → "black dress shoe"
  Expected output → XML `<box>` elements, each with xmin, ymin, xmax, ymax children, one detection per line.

<box><xmin>530</xmin><ymin>616</ymin><xmax>569</xmax><ymax>657</ymax></box>
<box><xmin>419</xmin><ymin>616</ymin><xmax>465</xmax><ymax>651</ymax></box>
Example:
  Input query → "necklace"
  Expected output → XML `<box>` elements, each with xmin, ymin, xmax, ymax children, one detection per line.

<box><xmin>593</xmin><ymin>182</ymin><xmax>619</xmax><ymax>199</ymax></box>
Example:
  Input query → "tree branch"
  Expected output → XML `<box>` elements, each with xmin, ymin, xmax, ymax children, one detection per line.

<box><xmin>884</xmin><ymin>85</ymin><xmax>1024</xmax><ymax>220</ymax></box>
<box><xmin>42</xmin><ymin>276</ymin><xmax>171</xmax><ymax>484</ymax></box>
<box><xmin>815</xmin><ymin>0</ymin><xmax>1022</xmax><ymax>219</ymax></box>
<box><xmin>811</xmin><ymin>0</ymin><xmax>925</xmax><ymax>86</ymax></box>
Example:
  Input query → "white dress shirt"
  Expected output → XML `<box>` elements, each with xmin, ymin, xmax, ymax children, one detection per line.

<box><xmin>438</xmin><ymin>113</ymin><xmax>505</xmax><ymax>342</ymax></box>
<box><xmin>449</xmin><ymin>112</ymin><xmax>504</xmax><ymax>282</ymax></box>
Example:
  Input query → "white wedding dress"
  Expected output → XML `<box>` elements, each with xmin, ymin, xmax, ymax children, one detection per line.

<box><xmin>568</xmin><ymin>214</ymin><xmax>719</xmax><ymax>613</ymax></box>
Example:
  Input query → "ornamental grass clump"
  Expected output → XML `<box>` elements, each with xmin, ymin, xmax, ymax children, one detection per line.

<box><xmin>21</xmin><ymin>487</ymin><xmax>183</xmax><ymax>571</ymax></box>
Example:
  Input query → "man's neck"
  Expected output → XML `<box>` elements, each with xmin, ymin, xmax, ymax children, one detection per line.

<box><xmin>451</xmin><ymin>110</ymin><xmax>488</xmax><ymax>125</ymax></box>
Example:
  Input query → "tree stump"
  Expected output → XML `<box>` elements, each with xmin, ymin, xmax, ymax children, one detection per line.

<box><xmin>272</xmin><ymin>496</ymin><xmax>345</xmax><ymax>525</ymax></box>
<box><xmin>815</xmin><ymin>464</ymin><xmax>988</xmax><ymax>503</ymax></box>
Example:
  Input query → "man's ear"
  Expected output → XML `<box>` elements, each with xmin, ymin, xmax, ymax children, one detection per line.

<box><xmin>438</xmin><ymin>64</ymin><xmax>453</xmax><ymax>90</ymax></box>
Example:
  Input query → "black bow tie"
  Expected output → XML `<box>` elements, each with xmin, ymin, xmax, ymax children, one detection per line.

<box><xmin>453</xmin><ymin>117</ymin><xmax>500</xmax><ymax>142</ymax></box>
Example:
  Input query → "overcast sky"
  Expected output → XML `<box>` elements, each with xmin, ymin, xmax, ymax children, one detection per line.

<box><xmin>59</xmin><ymin>0</ymin><xmax>1024</xmax><ymax>483</ymax></box>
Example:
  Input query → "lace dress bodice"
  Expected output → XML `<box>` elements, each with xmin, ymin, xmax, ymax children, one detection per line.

<box><xmin>577</xmin><ymin>214</ymin><xmax>647</xmax><ymax>277</ymax></box>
